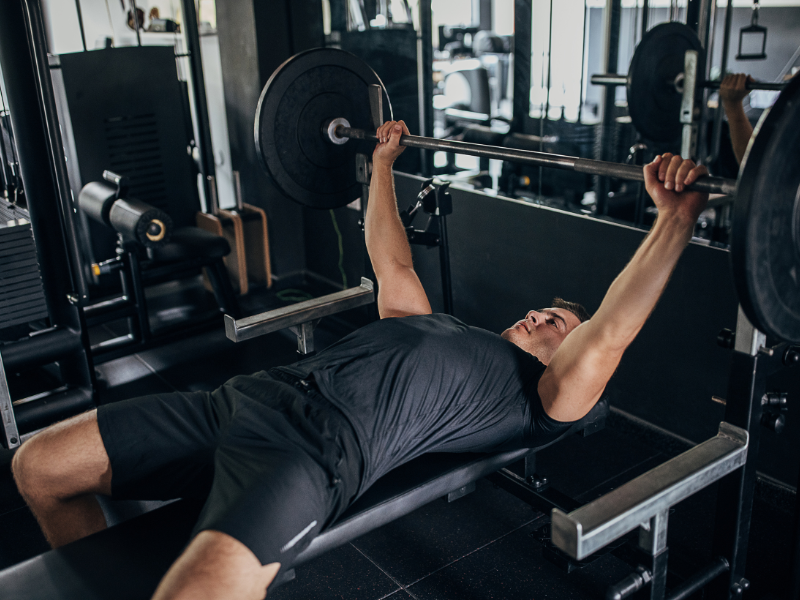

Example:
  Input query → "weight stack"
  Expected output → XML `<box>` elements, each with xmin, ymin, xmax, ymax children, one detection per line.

<box><xmin>0</xmin><ymin>199</ymin><xmax>48</xmax><ymax>331</ymax></box>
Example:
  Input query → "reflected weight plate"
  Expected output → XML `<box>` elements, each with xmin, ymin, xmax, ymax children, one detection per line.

<box><xmin>732</xmin><ymin>74</ymin><xmax>800</xmax><ymax>343</ymax></box>
<box><xmin>627</xmin><ymin>23</ymin><xmax>703</xmax><ymax>143</ymax></box>
<box><xmin>255</xmin><ymin>48</ymin><xmax>392</xmax><ymax>209</ymax></box>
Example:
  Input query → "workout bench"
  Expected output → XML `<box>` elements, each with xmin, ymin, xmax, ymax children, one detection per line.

<box><xmin>0</xmin><ymin>280</ymin><xmax>609</xmax><ymax>599</ymax></box>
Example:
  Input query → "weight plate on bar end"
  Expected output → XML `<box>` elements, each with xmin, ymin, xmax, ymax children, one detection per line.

<box><xmin>732</xmin><ymin>74</ymin><xmax>800</xmax><ymax>343</ymax></box>
<box><xmin>627</xmin><ymin>22</ymin><xmax>703</xmax><ymax>144</ymax></box>
<box><xmin>255</xmin><ymin>48</ymin><xmax>392</xmax><ymax>209</ymax></box>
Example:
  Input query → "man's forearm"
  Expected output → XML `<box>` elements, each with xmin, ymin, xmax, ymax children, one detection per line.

<box><xmin>724</xmin><ymin>101</ymin><xmax>754</xmax><ymax>165</ymax></box>
<box><xmin>590</xmin><ymin>214</ymin><xmax>694</xmax><ymax>351</ymax></box>
<box><xmin>365</xmin><ymin>163</ymin><xmax>413</xmax><ymax>279</ymax></box>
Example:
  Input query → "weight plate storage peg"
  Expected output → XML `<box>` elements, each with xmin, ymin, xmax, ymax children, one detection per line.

<box><xmin>731</xmin><ymin>73</ymin><xmax>800</xmax><ymax>344</ymax></box>
<box><xmin>255</xmin><ymin>48</ymin><xmax>392</xmax><ymax>209</ymax></box>
<box><xmin>627</xmin><ymin>22</ymin><xmax>704</xmax><ymax>144</ymax></box>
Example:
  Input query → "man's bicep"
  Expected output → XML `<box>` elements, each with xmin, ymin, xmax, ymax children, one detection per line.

<box><xmin>537</xmin><ymin>322</ymin><xmax>622</xmax><ymax>422</ymax></box>
<box><xmin>377</xmin><ymin>265</ymin><xmax>432</xmax><ymax>319</ymax></box>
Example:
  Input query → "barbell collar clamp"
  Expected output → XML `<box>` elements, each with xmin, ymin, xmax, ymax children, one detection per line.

<box><xmin>333</xmin><ymin>125</ymin><xmax>736</xmax><ymax>196</ymax></box>
<box><xmin>325</xmin><ymin>118</ymin><xmax>351</xmax><ymax>145</ymax></box>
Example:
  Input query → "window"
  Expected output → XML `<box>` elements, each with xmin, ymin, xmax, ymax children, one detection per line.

<box><xmin>529</xmin><ymin>0</ymin><xmax>587</xmax><ymax>122</ymax></box>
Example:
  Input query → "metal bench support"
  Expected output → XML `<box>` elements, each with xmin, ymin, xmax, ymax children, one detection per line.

<box><xmin>224</xmin><ymin>278</ymin><xmax>375</xmax><ymax>349</ymax></box>
<box><xmin>551</xmin><ymin>422</ymin><xmax>747</xmax><ymax>599</ymax></box>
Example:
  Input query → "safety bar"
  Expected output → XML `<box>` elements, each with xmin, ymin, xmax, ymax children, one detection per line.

<box><xmin>224</xmin><ymin>278</ymin><xmax>375</xmax><ymax>343</ymax></box>
<box><xmin>551</xmin><ymin>422</ymin><xmax>748</xmax><ymax>561</ymax></box>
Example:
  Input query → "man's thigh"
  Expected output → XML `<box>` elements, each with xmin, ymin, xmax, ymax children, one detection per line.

<box><xmin>97</xmin><ymin>390</ymin><xmax>219</xmax><ymax>501</ymax></box>
<box><xmin>13</xmin><ymin>410</ymin><xmax>111</xmax><ymax>498</ymax></box>
<box><xmin>194</xmin><ymin>442</ymin><xmax>340</xmax><ymax>580</ymax></box>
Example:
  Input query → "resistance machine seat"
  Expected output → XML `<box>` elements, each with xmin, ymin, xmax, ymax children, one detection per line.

<box><xmin>0</xmin><ymin>399</ymin><xmax>609</xmax><ymax>600</ymax></box>
<box><xmin>79</xmin><ymin>175</ymin><xmax>240</xmax><ymax>359</ymax></box>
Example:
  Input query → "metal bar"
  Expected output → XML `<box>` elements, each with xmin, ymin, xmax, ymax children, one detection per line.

<box><xmin>665</xmin><ymin>557</ymin><xmax>729</xmax><ymax>600</ymax></box>
<box><xmin>129</xmin><ymin>0</ymin><xmax>142</xmax><ymax>47</ymax></box>
<box><xmin>552</xmin><ymin>422</ymin><xmax>748</xmax><ymax>561</ymax></box>
<box><xmin>22</xmin><ymin>0</ymin><xmax>89</xmax><ymax>303</ymax></box>
<box><xmin>680</xmin><ymin>50</ymin><xmax>699</xmax><ymax>158</ymax></box>
<box><xmin>641</xmin><ymin>0</ymin><xmax>649</xmax><ymax>40</ymax></box>
<box><xmin>591</xmin><ymin>73</ymin><xmax>786</xmax><ymax>92</ymax></box>
<box><xmin>708</xmin><ymin>0</ymin><xmax>735</xmax><ymax>165</ymax></box>
<box><xmin>74</xmin><ymin>0</ymin><xmax>87</xmax><ymax>52</ymax></box>
<box><xmin>578</xmin><ymin>0</ymin><xmax>589</xmax><ymax>123</ymax></box>
<box><xmin>590</xmin><ymin>74</ymin><xmax>628</xmax><ymax>86</ymax></box>
<box><xmin>417</xmin><ymin>0</ymin><xmax>434</xmax><ymax>176</ymax></box>
<box><xmin>438</xmin><ymin>214</ymin><xmax>453</xmax><ymax>315</ymax></box>
<box><xmin>180</xmin><ymin>0</ymin><xmax>217</xmax><ymax>197</ymax></box>
<box><xmin>511</xmin><ymin>0</ymin><xmax>532</xmax><ymax>133</ymax></box>
<box><xmin>225</xmin><ymin>278</ymin><xmax>375</xmax><ymax>342</ymax></box>
<box><xmin>596</xmin><ymin>0</ymin><xmax>622</xmax><ymax>217</ymax></box>
<box><xmin>0</xmin><ymin>351</ymin><xmax>20</xmax><ymax>449</ymax></box>
<box><xmin>338</xmin><ymin>126</ymin><xmax>737</xmax><ymax>195</ymax></box>
<box><xmin>709</xmin><ymin>310</ymin><xmax>769</xmax><ymax>599</ymax></box>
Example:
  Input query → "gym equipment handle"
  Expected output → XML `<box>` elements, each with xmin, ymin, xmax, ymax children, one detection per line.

<box><xmin>225</xmin><ymin>278</ymin><xmax>374</xmax><ymax>343</ymax></box>
<box><xmin>551</xmin><ymin>422</ymin><xmax>748</xmax><ymax>561</ymax></box>
<box><xmin>590</xmin><ymin>73</ymin><xmax>786</xmax><ymax>92</ymax></box>
<box><xmin>337</xmin><ymin>126</ymin><xmax>737</xmax><ymax>196</ymax></box>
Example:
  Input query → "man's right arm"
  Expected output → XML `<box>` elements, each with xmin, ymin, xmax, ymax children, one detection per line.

<box><xmin>365</xmin><ymin>120</ymin><xmax>432</xmax><ymax>319</ymax></box>
<box><xmin>720</xmin><ymin>73</ymin><xmax>755</xmax><ymax>165</ymax></box>
<box><xmin>538</xmin><ymin>155</ymin><xmax>709</xmax><ymax>422</ymax></box>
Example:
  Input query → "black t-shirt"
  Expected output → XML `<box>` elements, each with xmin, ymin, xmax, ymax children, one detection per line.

<box><xmin>277</xmin><ymin>314</ymin><xmax>571</xmax><ymax>493</ymax></box>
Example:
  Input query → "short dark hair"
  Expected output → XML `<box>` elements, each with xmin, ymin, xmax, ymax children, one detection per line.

<box><xmin>552</xmin><ymin>297</ymin><xmax>591</xmax><ymax>323</ymax></box>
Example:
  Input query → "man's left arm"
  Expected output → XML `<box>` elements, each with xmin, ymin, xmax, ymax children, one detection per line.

<box><xmin>538</xmin><ymin>154</ymin><xmax>709</xmax><ymax>422</ymax></box>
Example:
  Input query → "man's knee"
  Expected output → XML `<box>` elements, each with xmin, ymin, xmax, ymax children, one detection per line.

<box><xmin>12</xmin><ymin>410</ymin><xmax>111</xmax><ymax>502</ymax></box>
<box><xmin>153</xmin><ymin>531</ymin><xmax>279</xmax><ymax>600</ymax></box>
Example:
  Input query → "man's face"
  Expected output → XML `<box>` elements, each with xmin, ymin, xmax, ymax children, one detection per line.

<box><xmin>500</xmin><ymin>308</ymin><xmax>582</xmax><ymax>365</ymax></box>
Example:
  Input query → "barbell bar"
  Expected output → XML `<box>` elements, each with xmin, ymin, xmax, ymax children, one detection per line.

<box><xmin>333</xmin><ymin>124</ymin><xmax>737</xmax><ymax>196</ymax></box>
<box><xmin>590</xmin><ymin>73</ymin><xmax>787</xmax><ymax>92</ymax></box>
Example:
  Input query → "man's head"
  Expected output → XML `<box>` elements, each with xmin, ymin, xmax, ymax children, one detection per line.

<box><xmin>500</xmin><ymin>298</ymin><xmax>590</xmax><ymax>364</ymax></box>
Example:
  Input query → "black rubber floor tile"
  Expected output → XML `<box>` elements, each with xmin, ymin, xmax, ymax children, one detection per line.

<box><xmin>574</xmin><ymin>453</ymin><xmax>669</xmax><ymax>504</ymax></box>
<box><xmin>95</xmin><ymin>355</ymin><xmax>175</xmax><ymax>404</ymax></box>
<box><xmin>534</xmin><ymin>427</ymin><xmax>663</xmax><ymax>500</ymax></box>
<box><xmin>0</xmin><ymin>506</ymin><xmax>49</xmax><ymax>570</ymax></box>
<box><xmin>270</xmin><ymin>543</ymin><xmax>401</xmax><ymax>600</ymax></box>
<box><xmin>135</xmin><ymin>326</ymin><xmax>298</xmax><ymax>392</ymax></box>
<box><xmin>405</xmin><ymin>521</ymin><xmax>633</xmax><ymax>600</ymax></box>
<box><xmin>351</xmin><ymin>479</ymin><xmax>546</xmax><ymax>587</ymax></box>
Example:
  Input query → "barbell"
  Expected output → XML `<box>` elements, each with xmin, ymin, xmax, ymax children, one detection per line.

<box><xmin>590</xmin><ymin>22</ymin><xmax>786</xmax><ymax>143</ymax></box>
<box><xmin>254</xmin><ymin>47</ymin><xmax>800</xmax><ymax>344</ymax></box>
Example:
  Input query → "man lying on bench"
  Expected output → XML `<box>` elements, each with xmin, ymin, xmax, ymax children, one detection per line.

<box><xmin>11</xmin><ymin>119</ymin><xmax>709</xmax><ymax>600</ymax></box>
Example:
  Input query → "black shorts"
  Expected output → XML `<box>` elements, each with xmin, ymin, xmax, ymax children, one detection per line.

<box><xmin>96</xmin><ymin>369</ymin><xmax>363</xmax><ymax>574</ymax></box>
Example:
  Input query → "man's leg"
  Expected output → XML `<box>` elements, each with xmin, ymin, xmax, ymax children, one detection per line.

<box><xmin>11</xmin><ymin>410</ymin><xmax>111</xmax><ymax>547</ymax></box>
<box><xmin>152</xmin><ymin>531</ymin><xmax>279</xmax><ymax>600</ymax></box>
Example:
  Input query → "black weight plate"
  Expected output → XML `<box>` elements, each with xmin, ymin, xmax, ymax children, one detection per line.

<box><xmin>627</xmin><ymin>22</ymin><xmax>703</xmax><ymax>144</ymax></box>
<box><xmin>255</xmin><ymin>48</ymin><xmax>392</xmax><ymax>209</ymax></box>
<box><xmin>732</xmin><ymin>74</ymin><xmax>800</xmax><ymax>343</ymax></box>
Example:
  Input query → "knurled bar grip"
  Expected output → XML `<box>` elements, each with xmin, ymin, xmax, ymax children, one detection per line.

<box><xmin>224</xmin><ymin>278</ymin><xmax>375</xmax><ymax>342</ymax></box>
<box><xmin>590</xmin><ymin>73</ymin><xmax>786</xmax><ymax>91</ymax></box>
<box><xmin>339</xmin><ymin>126</ymin><xmax>737</xmax><ymax>196</ymax></box>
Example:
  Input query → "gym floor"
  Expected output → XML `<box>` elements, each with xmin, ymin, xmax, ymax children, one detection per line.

<box><xmin>0</xmin><ymin>295</ymin><xmax>795</xmax><ymax>600</ymax></box>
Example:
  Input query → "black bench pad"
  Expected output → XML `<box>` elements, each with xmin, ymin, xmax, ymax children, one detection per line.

<box><xmin>0</xmin><ymin>399</ymin><xmax>608</xmax><ymax>599</ymax></box>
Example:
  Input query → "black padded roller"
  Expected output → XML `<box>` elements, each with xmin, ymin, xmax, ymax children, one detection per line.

<box><xmin>79</xmin><ymin>181</ymin><xmax>173</xmax><ymax>248</ymax></box>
